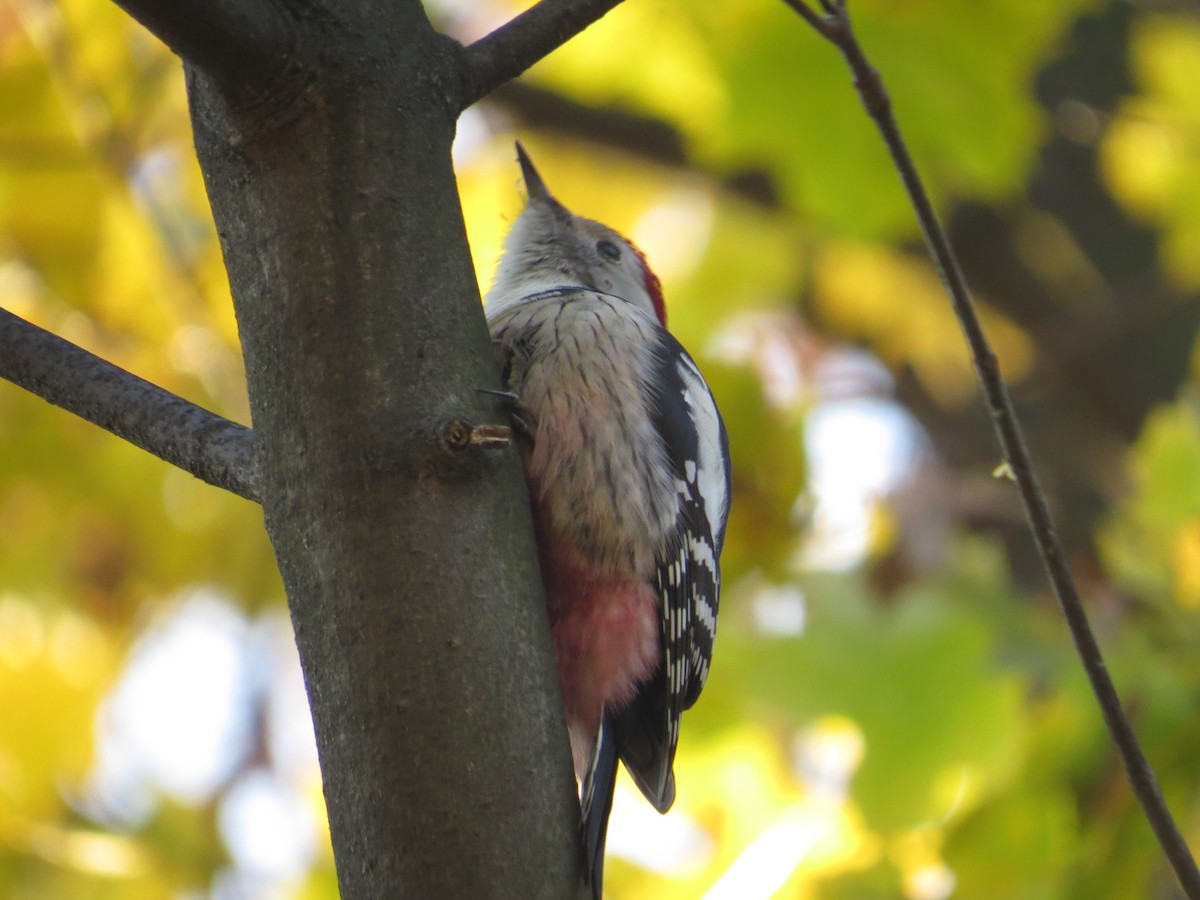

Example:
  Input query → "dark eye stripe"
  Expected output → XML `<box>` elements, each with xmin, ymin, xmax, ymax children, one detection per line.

<box><xmin>597</xmin><ymin>240</ymin><xmax>622</xmax><ymax>261</ymax></box>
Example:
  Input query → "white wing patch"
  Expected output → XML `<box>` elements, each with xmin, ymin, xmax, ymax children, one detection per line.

<box><xmin>675</xmin><ymin>356</ymin><xmax>729</xmax><ymax>550</ymax></box>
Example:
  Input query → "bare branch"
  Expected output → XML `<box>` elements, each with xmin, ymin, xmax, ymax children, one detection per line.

<box><xmin>782</xmin><ymin>2</ymin><xmax>1200</xmax><ymax>895</ymax></box>
<box><xmin>109</xmin><ymin>0</ymin><xmax>292</xmax><ymax>87</ymax></box>
<box><xmin>0</xmin><ymin>308</ymin><xmax>260</xmax><ymax>503</ymax></box>
<box><xmin>779</xmin><ymin>0</ymin><xmax>834</xmax><ymax>34</ymax></box>
<box><xmin>458</xmin><ymin>0</ymin><xmax>627</xmax><ymax>108</ymax></box>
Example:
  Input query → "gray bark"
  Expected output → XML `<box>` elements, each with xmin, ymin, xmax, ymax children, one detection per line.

<box><xmin>182</xmin><ymin>5</ymin><xmax>585</xmax><ymax>896</ymax></box>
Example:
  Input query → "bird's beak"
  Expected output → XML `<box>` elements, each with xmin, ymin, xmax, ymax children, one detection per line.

<box><xmin>515</xmin><ymin>142</ymin><xmax>554</xmax><ymax>205</ymax></box>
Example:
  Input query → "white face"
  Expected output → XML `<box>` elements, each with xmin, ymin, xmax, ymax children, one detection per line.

<box><xmin>485</xmin><ymin>196</ymin><xmax>662</xmax><ymax>324</ymax></box>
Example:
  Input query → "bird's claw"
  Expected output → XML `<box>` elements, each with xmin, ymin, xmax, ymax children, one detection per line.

<box><xmin>479</xmin><ymin>388</ymin><xmax>535</xmax><ymax>438</ymax></box>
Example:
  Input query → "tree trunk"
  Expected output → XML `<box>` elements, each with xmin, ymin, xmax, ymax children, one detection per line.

<box><xmin>184</xmin><ymin>3</ymin><xmax>583</xmax><ymax>895</ymax></box>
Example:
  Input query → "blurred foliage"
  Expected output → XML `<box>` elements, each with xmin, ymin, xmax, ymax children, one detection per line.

<box><xmin>3</xmin><ymin>0</ymin><xmax>1200</xmax><ymax>897</ymax></box>
<box><xmin>1103</xmin><ymin>15</ymin><xmax>1200</xmax><ymax>289</ymax></box>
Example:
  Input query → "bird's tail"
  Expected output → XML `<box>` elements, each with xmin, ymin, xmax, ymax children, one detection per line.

<box><xmin>581</xmin><ymin>715</ymin><xmax>619</xmax><ymax>899</ymax></box>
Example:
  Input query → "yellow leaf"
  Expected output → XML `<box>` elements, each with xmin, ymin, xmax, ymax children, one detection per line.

<box><xmin>1170</xmin><ymin>519</ymin><xmax>1200</xmax><ymax>610</ymax></box>
<box><xmin>0</xmin><ymin>596</ymin><xmax>117</xmax><ymax>817</ymax></box>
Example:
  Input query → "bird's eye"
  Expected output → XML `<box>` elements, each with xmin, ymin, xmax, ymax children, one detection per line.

<box><xmin>597</xmin><ymin>240</ymin><xmax>622</xmax><ymax>262</ymax></box>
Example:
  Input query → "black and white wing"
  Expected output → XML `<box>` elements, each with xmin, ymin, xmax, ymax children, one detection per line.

<box><xmin>614</xmin><ymin>332</ymin><xmax>731</xmax><ymax>812</ymax></box>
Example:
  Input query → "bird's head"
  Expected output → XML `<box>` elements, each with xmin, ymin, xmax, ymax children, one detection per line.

<box><xmin>485</xmin><ymin>143</ymin><xmax>666</xmax><ymax>326</ymax></box>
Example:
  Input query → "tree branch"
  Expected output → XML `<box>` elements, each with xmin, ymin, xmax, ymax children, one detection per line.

<box><xmin>0</xmin><ymin>308</ymin><xmax>260</xmax><ymax>503</ymax></box>
<box><xmin>108</xmin><ymin>0</ymin><xmax>292</xmax><ymax>87</ymax></box>
<box><xmin>782</xmin><ymin>2</ymin><xmax>1200</xmax><ymax>896</ymax></box>
<box><xmin>458</xmin><ymin>0</ymin><xmax>627</xmax><ymax>108</ymax></box>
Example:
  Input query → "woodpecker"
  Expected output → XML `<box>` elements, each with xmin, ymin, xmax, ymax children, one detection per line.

<box><xmin>485</xmin><ymin>144</ymin><xmax>731</xmax><ymax>897</ymax></box>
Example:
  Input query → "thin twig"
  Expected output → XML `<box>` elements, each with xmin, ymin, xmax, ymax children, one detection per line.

<box><xmin>458</xmin><ymin>0</ymin><xmax>627</xmax><ymax>109</ymax></box>
<box><xmin>783</xmin><ymin>1</ymin><xmax>1200</xmax><ymax>895</ymax></box>
<box><xmin>0</xmin><ymin>308</ymin><xmax>260</xmax><ymax>503</ymax></box>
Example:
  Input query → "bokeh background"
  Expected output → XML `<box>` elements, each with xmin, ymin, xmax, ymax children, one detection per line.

<box><xmin>3</xmin><ymin>0</ymin><xmax>1200</xmax><ymax>896</ymax></box>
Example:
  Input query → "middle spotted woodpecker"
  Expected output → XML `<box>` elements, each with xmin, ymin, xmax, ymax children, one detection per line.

<box><xmin>485</xmin><ymin>144</ymin><xmax>731</xmax><ymax>897</ymax></box>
